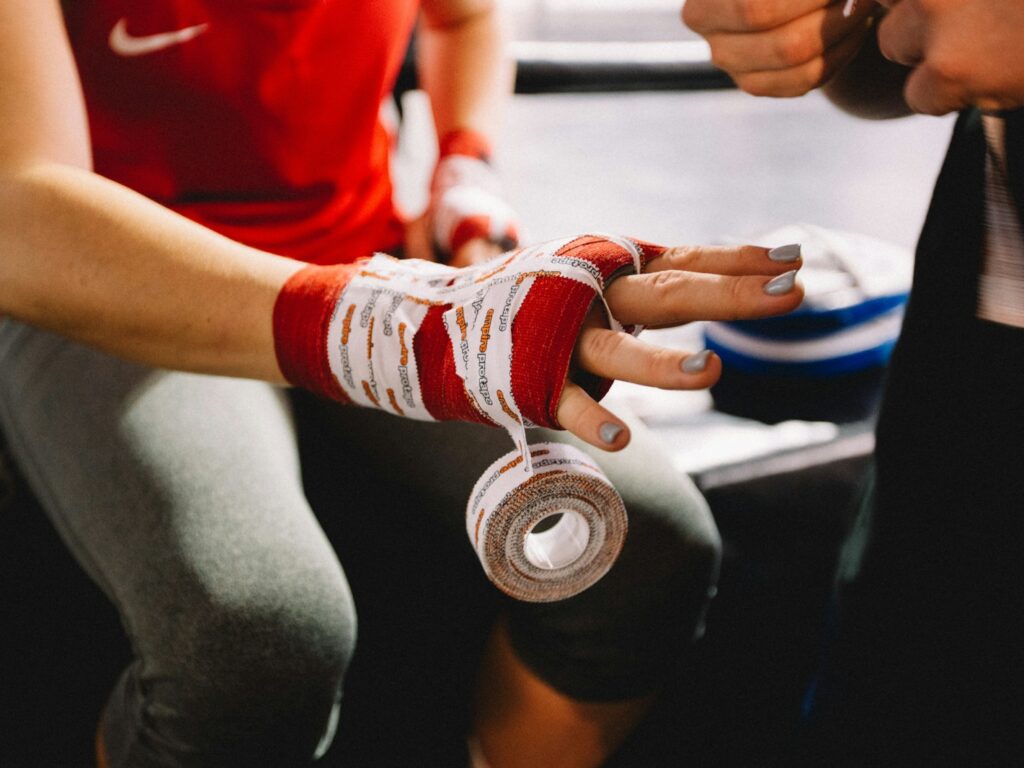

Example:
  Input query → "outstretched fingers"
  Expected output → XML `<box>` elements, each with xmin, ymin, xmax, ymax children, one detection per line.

<box><xmin>574</xmin><ymin>328</ymin><xmax>722</xmax><ymax>390</ymax></box>
<box><xmin>556</xmin><ymin>238</ymin><xmax>805</xmax><ymax>450</ymax></box>
<box><xmin>645</xmin><ymin>242</ymin><xmax>801</xmax><ymax>276</ymax></box>
<box><xmin>605</xmin><ymin>267</ymin><xmax>804</xmax><ymax>328</ymax></box>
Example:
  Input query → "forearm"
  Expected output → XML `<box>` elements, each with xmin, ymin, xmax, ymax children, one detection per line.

<box><xmin>823</xmin><ymin>21</ymin><xmax>913</xmax><ymax>120</ymax></box>
<box><xmin>0</xmin><ymin>162</ymin><xmax>302</xmax><ymax>382</ymax></box>
<box><xmin>417</xmin><ymin>2</ymin><xmax>514</xmax><ymax>140</ymax></box>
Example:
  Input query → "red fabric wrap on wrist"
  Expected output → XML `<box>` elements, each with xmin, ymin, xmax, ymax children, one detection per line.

<box><xmin>273</xmin><ymin>235</ymin><xmax>666</xmax><ymax>429</ymax></box>
<box><xmin>273</xmin><ymin>263</ymin><xmax>359</xmax><ymax>402</ymax></box>
<box><xmin>451</xmin><ymin>216</ymin><xmax>498</xmax><ymax>256</ymax></box>
<box><xmin>438</xmin><ymin>128</ymin><xmax>493</xmax><ymax>162</ymax></box>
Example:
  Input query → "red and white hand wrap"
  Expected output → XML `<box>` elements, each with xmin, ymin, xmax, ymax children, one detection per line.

<box><xmin>275</xmin><ymin>235</ymin><xmax>664</xmax><ymax>600</ymax></box>
<box><xmin>430</xmin><ymin>129</ymin><xmax>520</xmax><ymax>258</ymax></box>
<box><xmin>274</xmin><ymin>234</ymin><xmax>663</xmax><ymax>467</ymax></box>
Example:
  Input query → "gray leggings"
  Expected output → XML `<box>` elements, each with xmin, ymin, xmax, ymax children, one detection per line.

<box><xmin>0</xmin><ymin>319</ymin><xmax>720</xmax><ymax>767</ymax></box>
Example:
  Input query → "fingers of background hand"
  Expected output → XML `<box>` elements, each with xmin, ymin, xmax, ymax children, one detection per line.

<box><xmin>449</xmin><ymin>237</ymin><xmax>503</xmax><ymax>268</ymax></box>
<box><xmin>875</xmin><ymin>0</ymin><xmax>926</xmax><ymax>67</ymax></box>
<box><xmin>683</xmin><ymin>0</ymin><xmax>829</xmax><ymax>34</ymax></box>
<box><xmin>901</xmin><ymin>61</ymin><xmax>969</xmax><ymax>115</ymax></box>
<box><xmin>575</xmin><ymin>327</ymin><xmax>722</xmax><ymax>390</ymax></box>
<box><xmin>734</xmin><ymin>15</ymin><xmax>873</xmax><ymax>96</ymax></box>
<box><xmin>876</xmin><ymin>1</ymin><xmax>967</xmax><ymax>115</ymax></box>
<box><xmin>404</xmin><ymin>214</ymin><xmax>435</xmax><ymax>262</ymax></box>
<box><xmin>556</xmin><ymin>381</ymin><xmax>631</xmax><ymax>452</ymax></box>
<box><xmin>645</xmin><ymin>244</ymin><xmax>801</xmax><ymax>277</ymax></box>
<box><xmin>707</xmin><ymin>0</ymin><xmax>875</xmax><ymax>75</ymax></box>
<box><xmin>605</xmin><ymin>269</ymin><xmax>804</xmax><ymax>327</ymax></box>
<box><xmin>878</xmin><ymin>1</ymin><xmax>1024</xmax><ymax>116</ymax></box>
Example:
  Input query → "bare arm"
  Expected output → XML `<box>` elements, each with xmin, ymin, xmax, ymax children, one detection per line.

<box><xmin>407</xmin><ymin>0</ymin><xmax>517</xmax><ymax>265</ymax></box>
<box><xmin>0</xmin><ymin>0</ymin><xmax>301</xmax><ymax>381</ymax></box>
<box><xmin>416</xmin><ymin>0</ymin><xmax>514</xmax><ymax>142</ymax></box>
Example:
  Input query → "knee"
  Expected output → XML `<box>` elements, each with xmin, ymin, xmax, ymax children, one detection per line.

<box><xmin>200</xmin><ymin>569</ymin><xmax>357</xmax><ymax>694</ymax></box>
<box><xmin>627</xmin><ymin>480</ymin><xmax>722</xmax><ymax>619</ymax></box>
<box><xmin>597</xmin><ymin>484</ymin><xmax>722</xmax><ymax>687</ymax></box>
<box><xmin>675</xmin><ymin>498</ymin><xmax>722</xmax><ymax>609</ymax></box>
<box><xmin>145</xmin><ymin>562</ymin><xmax>357</xmax><ymax>760</ymax></box>
<box><xmin>663</xmin><ymin>506</ymin><xmax>721</xmax><ymax>643</ymax></box>
<box><xmin>505</xmin><ymin>480</ymin><xmax>722</xmax><ymax>701</ymax></box>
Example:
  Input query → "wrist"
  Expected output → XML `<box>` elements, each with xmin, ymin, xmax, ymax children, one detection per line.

<box><xmin>272</xmin><ymin>263</ymin><xmax>360</xmax><ymax>402</ymax></box>
<box><xmin>432</xmin><ymin>129</ymin><xmax>519</xmax><ymax>258</ymax></box>
<box><xmin>438</xmin><ymin>127</ymin><xmax>493</xmax><ymax>163</ymax></box>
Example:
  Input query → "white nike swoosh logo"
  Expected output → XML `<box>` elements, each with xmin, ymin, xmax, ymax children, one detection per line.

<box><xmin>108</xmin><ymin>18</ymin><xmax>209</xmax><ymax>58</ymax></box>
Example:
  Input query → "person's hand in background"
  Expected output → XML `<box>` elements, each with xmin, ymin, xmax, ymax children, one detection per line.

<box><xmin>682</xmin><ymin>0</ymin><xmax>880</xmax><ymax>97</ymax></box>
<box><xmin>873</xmin><ymin>0</ymin><xmax>1024</xmax><ymax>115</ymax></box>
<box><xmin>406</xmin><ymin>128</ymin><xmax>520</xmax><ymax>267</ymax></box>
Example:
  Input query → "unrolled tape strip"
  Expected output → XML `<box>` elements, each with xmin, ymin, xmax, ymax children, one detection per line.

<box><xmin>467</xmin><ymin>442</ymin><xmax>628</xmax><ymax>603</ymax></box>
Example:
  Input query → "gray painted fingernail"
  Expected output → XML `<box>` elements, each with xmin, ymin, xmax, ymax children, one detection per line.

<box><xmin>681</xmin><ymin>349</ymin><xmax>711</xmax><ymax>373</ymax></box>
<box><xmin>599</xmin><ymin>422</ymin><xmax>623</xmax><ymax>445</ymax></box>
<box><xmin>764</xmin><ymin>269</ymin><xmax>798</xmax><ymax>295</ymax></box>
<box><xmin>768</xmin><ymin>243</ymin><xmax>801</xmax><ymax>262</ymax></box>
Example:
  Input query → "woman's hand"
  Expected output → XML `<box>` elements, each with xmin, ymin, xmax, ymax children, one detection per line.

<box><xmin>275</xmin><ymin>235</ymin><xmax>803</xmax><ymax>452</ymax></box>
<box><xmin>559</xmin><ymin>241</ymin><xmax>803</xmax><ymax>450</ymax></box>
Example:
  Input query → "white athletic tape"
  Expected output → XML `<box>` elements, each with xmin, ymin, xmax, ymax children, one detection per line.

<box><xmin>326</xmin><ymin>238</ymin><xmax>640</xmax><ymax>600</ymax></box>
<box><xmin>327</xmin><ymin>236</ymin><xmax>642</xmax><ymax>468</ymax></box>
<box><xmin>325</xmin><ymin>255</ymin><xmax>449</xmax><ymax>420</ymax></box>
<box><xmin>431</xmin><ymin>155</ymin><xmax>518</xmax><ymax>251</ymax></box>
<box><xmin>467</xmin><ymin>442</ymin><xmax>628</xmax><ymax>603</ymax></box>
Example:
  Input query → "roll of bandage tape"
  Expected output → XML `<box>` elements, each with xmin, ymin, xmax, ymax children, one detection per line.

<box><xmin>467</xmin><ymin>442</ymin><xmax>628</xmax><ymax>603</ymax></box>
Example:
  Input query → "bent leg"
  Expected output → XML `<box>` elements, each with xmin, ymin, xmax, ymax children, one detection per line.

<box><xmin>481</xmin><ymin>422</ymin><xmax>720</xmax><ymax>767</ymax></box>
<box><xmin>300</xmin><ymin>400</ymin><xmax>720</xmax><ymax>765</ymax></box>
<box><xmin>0</xmin><ymin>322</ymin><xmax>356</xmax><ymax>767</ymax></box>
<box><xmin>505</xmin><ymin>421</ymin><xmax>721</xmax><ymax>702</ymax></box>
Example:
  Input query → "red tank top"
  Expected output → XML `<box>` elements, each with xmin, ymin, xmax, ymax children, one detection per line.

<box><xmin>61</xmin><ymin>1</ymin><xmax>419</xmax><ymax>264</ymax></box>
